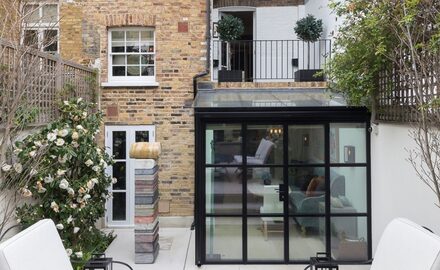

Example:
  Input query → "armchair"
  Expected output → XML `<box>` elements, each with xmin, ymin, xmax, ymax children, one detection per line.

<box><xmin>234</xmin><ymin>138</ymin><xmax>274</xmax><ymax>165</ymax></box>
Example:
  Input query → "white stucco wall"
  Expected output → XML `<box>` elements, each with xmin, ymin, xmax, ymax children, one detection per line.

<box><xmin>304</xmin><ymin>0</ymin><xmax>341</xmax><ymax>39</ymax></box>
<box><xmin>371</xmin><ymin>123</ymin><xmax>440</xmax><ymax>253</ymax></box>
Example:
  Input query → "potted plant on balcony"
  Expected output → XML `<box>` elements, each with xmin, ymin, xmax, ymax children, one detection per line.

<box><xmin>294</xmin><ymin>14</ymin><xmax>324</xmax><ymax>82</ymax></box>
<box><xmin>216</xmin><ymin>15</ymin><xmax>244</xmax><ymax>82</ymax></box>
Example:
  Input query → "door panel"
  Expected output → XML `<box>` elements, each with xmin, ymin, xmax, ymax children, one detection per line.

<box><xmin>105</xmin><ymin>125</ymin><xmax>155</xmax><ymax>227</ymax></box>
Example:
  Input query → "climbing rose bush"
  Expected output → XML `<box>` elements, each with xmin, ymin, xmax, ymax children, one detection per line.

<box><xmin>15</xmin><ymin>98</ymin><xmax>115</xmax><ymax>263</ymax></box>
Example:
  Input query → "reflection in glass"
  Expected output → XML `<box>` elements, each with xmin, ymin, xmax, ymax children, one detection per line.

<box><xmin>136</xmin><ymin>131</ymin><xmax>149</xmax><ymax>142</ymax></box>
<box><xmin>248</xmin><ymin>217</ymin><xmax>284</xmax><ymax>261</ymax></box>
<box><xmin>246</xmin><ymin>125</ymin><xmax>283</xmax><ymax>165</ymax></box>
<box><xmin>330</xmin><ymin>123</ymin><xmax>366</xmax><ymax>164</ymax></box>
<box><xmin>330</xmin><ymin>167</ymin><xmax>366</xmax><ymax>213</ymax></box>
<box><xmin>289</xmin><ymin>217</ymin><xmax>326</xmax><ymax>260</ymax></box>
<box><xmin>141</xmin><ymin>66</ymin><xmax>154</xmax><ymax>76</ymax></box>
<box><xmin>113</xmin><ymin>55</ymin><xmax>126</xmax><ymax>65</ymax></box>
<box><xmin>289</xmin><ymin>125</ymin><xmax>325</xmax><ymax>164</ymax></box>
<box><xmin>206</xmin><ymin>168</ymin><xmax>241</xmax><ymax>214</ymax></box>
<box><xmin>205</xmin><ymin>124</ymin><xmax>242</xmax><ymax>164</ymax></box>
<box><xmin>112</xmin><ymin>131</ymin><xmax>126</xmax><ymax>159</ymax></box>
<box><xmin>127</xmin><ymin>66</ymin><xmax>140</xmax><ymax>76</ymax></box>
<box><xmin>112</xmin><ymin>66</ymin><xmax>125</xmax><ymax>76</ymax></box>
<box><xmin>112</xmin><ymin>192</ymin><xmax>126</xmax><ymax>221</ymax></box>
<box><xmin>206</xmin><ymin>217</ymin><xmax>242</xmax><ymax>261</ymax></box>
<box><xmin>112</xmin><ymin>162</ymin><xmax>126</xmax><ymax>190</ymax></box>
<box><xmin>331</xmin><ymin>217</ymin><xmax>368</xmax><ymax>261</ymax></box>
<box><xmin>247</xmin><ymin>167</ymin><xmax>283</xmax><ymax>214</ymax></box>
<box><xmin>288</xmin><ymin>167</ymin><xmax>326</xmax><ymax>214</ymax></box>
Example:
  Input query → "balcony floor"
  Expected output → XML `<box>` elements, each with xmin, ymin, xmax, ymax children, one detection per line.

<box><xmin>105</xmin><ymin>227</ymin><xmax>371</xmax><ymax>270</ymax></box>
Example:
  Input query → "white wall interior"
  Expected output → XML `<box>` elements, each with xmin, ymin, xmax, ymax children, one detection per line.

<box><xmin>371</xmin><ymin>123</ymin><xmax>440</xmax><ymax>253</ymax></box>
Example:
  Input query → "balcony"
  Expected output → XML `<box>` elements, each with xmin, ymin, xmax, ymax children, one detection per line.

<box><xmin>211</xmin><ymin>39</ymin><xmax>332</xmax><ymax>83</ymax></box>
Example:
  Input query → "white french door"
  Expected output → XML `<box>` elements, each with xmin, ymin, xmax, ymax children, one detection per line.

<box><xmin>105</xmin><ymin>125</ymin><xmax>156</xmax><ymax>227</ymax></box>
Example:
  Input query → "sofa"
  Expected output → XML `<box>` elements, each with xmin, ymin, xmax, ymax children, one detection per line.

<box><xmin>288</xmin><ymin>167</ymin><xmax>357</xmax><ymax>233</ymax></box>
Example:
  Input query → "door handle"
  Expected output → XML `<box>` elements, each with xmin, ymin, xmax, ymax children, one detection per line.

<box><xmin>278</xmin><ymin>184</ymin><xmax>287</xmax><ymax>202</ymax></box>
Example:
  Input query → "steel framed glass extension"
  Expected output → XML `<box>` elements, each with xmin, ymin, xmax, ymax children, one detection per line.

<box><xmin>193</xmin><ymin>89</ymin><xmax>372</xmax><ymax>265</ymax></box>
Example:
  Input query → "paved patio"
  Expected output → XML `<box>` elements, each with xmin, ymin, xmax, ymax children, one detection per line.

<box><xmin>106</xmin><ymin>228</ymin><xmax>371</xmax><ymax>270</ymax></box>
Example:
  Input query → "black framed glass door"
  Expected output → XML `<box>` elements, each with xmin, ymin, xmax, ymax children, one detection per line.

<box><xmin>198</xmin><ymin>118</ymin><xmax>371</xmax><ymax>265</ymax></box>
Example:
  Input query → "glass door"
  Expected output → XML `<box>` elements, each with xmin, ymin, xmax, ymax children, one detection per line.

<box><xmin>105</xmin><ymin>125</ymin><xmax>155</xmax><ymax>227</ymax></box>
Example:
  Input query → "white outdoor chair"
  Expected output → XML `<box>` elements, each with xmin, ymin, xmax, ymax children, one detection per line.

<box><xmin>371</xmin><ymin>218</ymin><xmax>440</xmax><ymax>270</ymax></box>
<box><xmin>0</xmin><ymin>219</ymin><xmax>132</xmax><ymax>270</ymax></box>
<box><xmin>0</xmin><ymin>219</ymin><xmax>73</xmax><ymax>270</ymax></box>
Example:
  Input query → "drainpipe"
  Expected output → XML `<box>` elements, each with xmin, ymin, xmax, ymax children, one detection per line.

<box><xmin>192</xmin><ymin>0</ymin><xmax>211</xmax><ymax>99</ymax></box>
<box><xmin>191</xmin><ymin>0</ymin><xmax>211</xmax><ymax>233</ymax></box>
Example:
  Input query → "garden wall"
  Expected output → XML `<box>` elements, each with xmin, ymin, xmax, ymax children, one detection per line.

<box><xmin>371</xmin><ymin>123</ymin><xmax>440</xmax><ymax>253</ymax></box>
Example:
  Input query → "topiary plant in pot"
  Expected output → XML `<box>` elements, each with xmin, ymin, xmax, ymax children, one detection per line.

<box><xmin>216</xmin><ymin>15</ymin><xmax>245</xmax><ymax>82</ymax></box>
<box><xmin>294</xmin><ymin>14</ymin><xmax>324</xmax><ymax>82</ymax></box>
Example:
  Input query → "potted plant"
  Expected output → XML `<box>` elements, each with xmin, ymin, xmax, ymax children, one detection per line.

<box><xmin>294</xmin><ymin>14</ymin><xmax>324</xmax><ymax>82</ymax></box>
<box><xmin>216</xmin><ymin>15</ymin><xmax>245</xmax><ymax>82</ymax></box>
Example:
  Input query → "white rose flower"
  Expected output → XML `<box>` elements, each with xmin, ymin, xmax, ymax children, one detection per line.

<box><xmin>44</xmin><ymin>175</ymin><xmax>54</xmax><ymax>183</ymax></box>
<box><xmin>76</xmin><ymin>125</ymin><xmax>84</xmax><ymax>131</ymax></box>
<box><xmin>112</xmin><ymin>177</ymin><xmax>118</xmax><ymax>184</ymax></box>
<box><xmin>72</xmin><ymin>131</ymin><xmax>79</xmax><ymax>140</ymax></box>
<box><xmin>85</xmin><ymin>159</ymin><xmax>93</xmax><ymax>167</ymax></box>
<box><xmin>66</xmin><ymin>248</ymin><xmax>73</xmax><ymax>257</ymax></box>
<box><xmin>91</xmin><ymin>178</ymin><xmax>99</xmax><ymax>184</ymax></box>
<box><xmin>70</xmin><ymin>203</ymin><xmax>78</xmax><ymax>209</ymax></box>
<box><xmin>57</xmin><ymin>169</ymin><xmax>67</xmax><ymax>176</ymax></box>
<box><xmin>67</xmin><ymin>216</ymin><xmax>73</xmax><ymax>224</ymax></box>
<box><xmin>14</xmin><ymin>163</ymin><xmax>23</xmax><ymax>173</ymax></box>
<box><xmin>73</xmin><ymin>227</ymin><xmax>80</xmax><ymax>234</ymax></box>
<box><xmin>82</xmin><ymin>112</ymin><xmax>88</xmax><ymax>119</ymax></box>
<box><xmin>47</xmin><ymin>132</ymin><xmax>57</xmax><ymax>142</ymax></box>
<box><xmin>56</xmin><ymin>223</ymin><xmax>64</xmax><ymax>230</ymax></box>
<box><xmin>59</xmin><ymin>179</ymin><xmax>69</xmax><ymax>189</ymax></box>
<box><xmin>77</xmin><ymin>97</ymin><xmax>83</xmax><ymax>103</ymax></box>
<box><xmin>72</xmin><ymin>141</ymin><xmax>79</xmax><ymax>148</ymax></box>
<box><xmin>34</xmin><ymin>141</ymin><xmax>43</xmax><ymax>147</ymax></box>
<box><xmin>28</xmin><ymin>150</ymin><xmax>36</xmax><ymax>157</ymax></box>
<box><xmin>67</xmin><ymin>188</ymin><xmax>75</xmax><ymax>196</ymax></box>
<box><xmin>13</xmin><ymin>148</ymin><xmax>22</xmax><ymax>154</ymax></box>
<box><xmin>1</xmin><ymin>164</ymin><xmax>11</xmax><ymax>172</ymax></box>
<box><xmin>58</xmin><ymin>155</ymin><xmax>68</xmax><ymax>164</ymax></box>
<box><xmin>63</xmin><ymin>100</ymin><xmax>69</xmax><ymax>105</ymax></box>
<box><xmin>55</xmin><ymin>138</ymin><xmax>65</xmax><ymax>146</ymax></box>
<box><xmin>51</xmin><ymin>201</ymin><xmax>59</xmax><ymax>212</ymax></box>
<box><xmin>87</xmin><ymin>180</ymin><xmax>95</xmax><ymax>190</ymax></box>
<box><xmin>75</xmin><ymin>251</ymin><xmax>83</xmax><ymax>258</ymax></box>
<box><xmin>20</xmin><ymin>187</ymin><xmax>32</xmax><ymax>197</ymax></box>
<box><xmin>37</xmin><ymin>187</ymin><xmax>46</xmax><ymax>193</ymax></box>
<box><xmin>58</xmin><ymin>129</ymin><xmax>69</xmax><ymax>137</ymax></box>
<box><xmin>83</xmin><ymin>194</ymin><xmax>91</xmax><ymax>200</ymax></box>
<box><xmin>92</xmin><ymin>165</ymin><xmax>100</xmax><ymax>172</ymax></box>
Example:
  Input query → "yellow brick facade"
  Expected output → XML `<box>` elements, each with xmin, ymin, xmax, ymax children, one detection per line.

<box><xmin>58</xmin><ymin>0</ymin><xmax>208</xmax><ymax>216</ymax></box>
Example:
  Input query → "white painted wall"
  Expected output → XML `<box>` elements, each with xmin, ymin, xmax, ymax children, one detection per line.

<box><xmin>304</xmin><ymin>0</ymin><xmax>341</xmax><ymax>39</ymax></box>
<box><xmin>371</xmin><ymin>124</ymin><xmax>440</xmax><ymax>253</ymax></box>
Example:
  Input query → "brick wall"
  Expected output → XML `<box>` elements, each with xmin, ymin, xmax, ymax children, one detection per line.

<box><xmin>59</xmin><ymin>0</ymin><xmax>208</xmax><ymax>216</ymax></box>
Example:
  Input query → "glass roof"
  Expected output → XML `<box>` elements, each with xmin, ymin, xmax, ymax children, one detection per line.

<box><xmin>193</xmin><ymin>88</ymin><xmax>347</xmax><ymax>108</ymax></box>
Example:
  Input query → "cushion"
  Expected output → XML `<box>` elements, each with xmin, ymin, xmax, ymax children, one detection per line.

<box><xmin>254</xmin><ymin>139</ymin><xmax>275</xmax><ymax>161</ymax></box>
<box><xmin>305</xmin><ymin>176</ymin><xmax>325</xmax><ymax>197</ymax></box>
<box><xmin>371</xmin><ymin>218</ymin><xmax>440</xmax><ymax>270</ymax></box>
<box><xmin>0</xmin><ymin>219</ymin><xmax>73</xmax><ymax>270</ymax></box>
<box><xmin>338</xmin><ymin>195</ymin><xmax>352</xmax><ymax>207</ymax></box>
<box><xmin>330</xmin><ymin>197</ymin><xmax>344</xmax><ymax>208</ymax></box>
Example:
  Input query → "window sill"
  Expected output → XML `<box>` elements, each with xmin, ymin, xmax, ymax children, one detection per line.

<box><xmin>101</xmin><ymin>81</ymin><xmax>159</xmax><ymax>88</ymax></box>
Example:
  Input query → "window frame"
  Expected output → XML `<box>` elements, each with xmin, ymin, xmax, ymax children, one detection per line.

<box><xmin>106</xmin><ymin>27</ymin><xmax>157</xmax><ymax>86</ymax></box>
<box><xmin>22</xmin><ymin>3</ymin><xmax>60</xmax><ymax>53</ymax></box>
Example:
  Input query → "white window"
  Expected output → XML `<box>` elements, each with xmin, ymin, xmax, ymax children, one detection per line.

<box><xmin>105</xmin><ymin>28</ymin><xmax>157</xmax><ymax>87</ymax></box>
<box><xmin>105</xmin><ymin>125</ymin><xmax>156</xmax><ymax>227</ymax></box>
<box><xmin>22</xmin><ymin>3</ymin><xmax>59</xmax><ymax>53</ymax></box>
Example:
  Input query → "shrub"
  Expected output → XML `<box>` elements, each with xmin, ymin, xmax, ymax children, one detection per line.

<box><xmin>14</xmin><ymin>98</ymin><xmax>115</xmax><ymax>266</ymax></box>
<box><xmin>294</xmin><ymin>14</ymin><xmax>323</xmax><ymax>43</ymax></box>
<box><xmin>217</xmin><ymin>15</ymin><xmax>245</xmax><ymax>42</ymax></box>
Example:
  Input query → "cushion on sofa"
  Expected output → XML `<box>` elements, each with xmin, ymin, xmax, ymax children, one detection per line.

<box><xmin>0</xmin><ymin>219</ymin><xmax>73</xmax><ymax>270</ymax></box>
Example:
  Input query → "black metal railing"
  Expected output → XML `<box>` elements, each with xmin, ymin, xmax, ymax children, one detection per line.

<box><xmin>212</xmin><ymin>39</ymin><xmax>332</xmax><ymax>82</ymax></box>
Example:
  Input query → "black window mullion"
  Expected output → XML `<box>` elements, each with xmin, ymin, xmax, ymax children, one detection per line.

<box><xmin>242</xmin><ymin>123</ymin><xmax>248</xmax><ymax>263</ymax></box>
<box><xmin>325</xmin><ymin>123</ymin><xmax>332</xmax><ymax>259</ymax></box>
<box><xmin>366</xmin><ymin>121</ymin><xmax>373</xmax><ymax>260</ymax></box>
<box><xmin>283</xmin><ymin>123</ymin><xmax>289</xmax><ymax>263</ymax></box>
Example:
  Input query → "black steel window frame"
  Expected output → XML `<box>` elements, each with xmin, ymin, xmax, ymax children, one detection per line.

<box><xmin>194</xmin><ymin>107</ymin><xmax>372</xmax><ymax>266</ymax></box>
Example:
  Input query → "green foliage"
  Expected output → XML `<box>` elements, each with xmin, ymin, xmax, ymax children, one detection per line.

<box><xmin>326</xmin><ymin>1</ymin><xmax>395</xmax><ymax>106</ymax></box>
<box><xmin>14</xmin><ymin>98</ymin><xmax>115</xmax><ymax>265</ymax></box>
<box><xmin>217</xmin><ymin>15</ymin><xmax>245</xmax><ymax>42</ymax></box>
<box><xmin>294</xmin><ymin>14</ymin><xmax>323</xmax><ymax>42</ymax></box>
